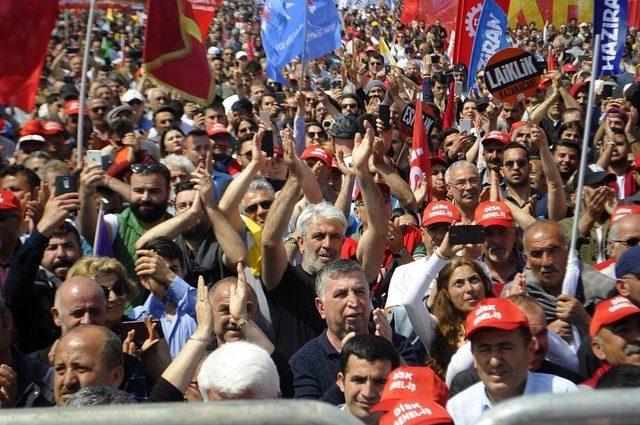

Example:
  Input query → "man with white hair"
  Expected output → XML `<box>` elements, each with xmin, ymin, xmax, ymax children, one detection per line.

<box><xmin>445</xmin><ymin>160</ymin><xmax>482</xmax><ymax>222</ymax></box>
<box><xmin>198</xmin><ymin>341</ymin><xmax>280</xmax><ymax>401</ymax></box>
<box><xmin>261</xmin><ymin>132</ymin><xmax>387</xmax><ymax>360</ymax></box>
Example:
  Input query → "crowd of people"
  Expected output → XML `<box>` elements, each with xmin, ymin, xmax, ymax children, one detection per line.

<box><xmin>0</xmin><ymin>1</ymin><xmax>639</xmax><ymax>423</ymax></box>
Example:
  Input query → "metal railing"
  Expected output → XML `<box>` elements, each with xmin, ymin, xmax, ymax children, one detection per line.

<box><xmin>477</xmin><ymin>388</ymin><xmax>640</xmax><ymax>425</ymax></box>
<box><xmin>0</xmin><ymin>400</ymin><xmax>362</xmax><ymax>425</ymax></box>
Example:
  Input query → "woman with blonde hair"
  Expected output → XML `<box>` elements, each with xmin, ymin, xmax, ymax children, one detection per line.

<box><xmin>401</xmin><ymin>234</ymin><xmax>494</xmax><ymax>378</ymax></box>
<box><xmin>67</xmin><ymin>256</ymin><xmax>138</xmax><ymax>328</ymax></box>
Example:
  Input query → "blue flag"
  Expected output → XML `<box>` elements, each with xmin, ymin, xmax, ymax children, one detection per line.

<box><xmin>594</xmin><ymin>0</ymin><xmax>627</xmax><ymax>77</ymax></box>
<box><xmin>261</xmin><ymin>0</ymin><xmax>342</xmax><ymax>83</ymax></box>
<box><xmin>466</xmin><ymin>0</ymin><xmax>510</xmax><ymax>93</ymax></box>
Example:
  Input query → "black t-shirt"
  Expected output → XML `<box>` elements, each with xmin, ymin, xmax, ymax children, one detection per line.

<box><xmin>265</xmin><ymin>264</ymin><xmax>327</xmax><ymax>360</ymax></box>
<box><xmin>175</xmin><ymin>232</ymin><xmax>229</xmax><ymax>287</ymax></box>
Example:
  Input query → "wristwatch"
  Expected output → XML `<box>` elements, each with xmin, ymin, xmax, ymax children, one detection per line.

<box><xmin>236</xmin><ymin>317</ymin><xmax>248</xmax><ymax>328</ymax></box>
<box><xmin>393</xmin><ymin>248</ymin><xmax>408</xmax><ymax>259</ymax></box>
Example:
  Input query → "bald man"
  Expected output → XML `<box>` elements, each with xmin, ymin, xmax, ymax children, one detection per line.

<box><xmin>597</xmin><ymin>213</ymin><xmax>640</xmax><ymax>277</ymax></box>
<box><xmin>52</xmin><ymin>276</ymin><xmax>107</xmax><ymax>334</ymax></box>
<box><xmin>53</xmin><ymin>325</ymin><xmax>124</xmax><ymax>406</ymax></box>
<box><xmin>506</xmin><ymin>221</ymin><xmax>614</xmax><ymax>341</ymax></box>
<box><xmin>29</xmin><ymin>276</ymin><xmax>106</xmax><ymax>364</ymax></box>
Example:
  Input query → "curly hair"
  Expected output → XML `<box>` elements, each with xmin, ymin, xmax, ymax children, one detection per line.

<box><xmin>67</xmin><ymin>256</ymin><xmax>138</xmax><ymax>301</ymax></box>
<box><xmin>427</xmin><ymin>258</ymin><xmax>493</xmax><ymax>378</ymax></box>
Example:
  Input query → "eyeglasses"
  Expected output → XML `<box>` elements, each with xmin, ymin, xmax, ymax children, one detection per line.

<box><xmin>153</xmin><ymin>96</ymin><xmax>168</xmax><ymax>102</ymax></box>
<box><xmin>131</xmin><ymin>162</ymin><xmax>171</xmax><ymax>180</ymax></box>
<box><xmin>238</xmin><ymin>151</ymin><xmax>252</xmax><ymax>159</ymax></box>
<box><xmin>101</xmin><ymin>281</ymin><xmax>127</xmax><ymax>297</ymax></box>
<box><xmin>450</xmin><ymin>177</ymin><xmax>480</xmax><ymax>188</ymax></box>
<box><xmin>307</xmin><ymin>131</ymin><xmax>325</xmax><ymax>139</ymax></box>
<box><xmin>244</xmin><ymin>200</ymin><xmax>273</xmax><ymax>214</ymax></box>
<box><xmin>613</xmin><ymin>237</ymin><xmax>640</xmax><ymax>247</ymax></box>
<box><xmin>503</xmin><ymin>159</ymin><xmax>528</xmax><ymax>168</ymax></box>
<box><xmin>91</xmin><ymin>106</ymin><xmax>107</xmax><ymax>112</ymax></box>
<box><xmin>369</xmin><ymin>61</ymin><xmax>383</xmax><ymax>67</ymax></box>
<box><xmin>341</xmin><ymin>103</ymin><xmax>358</xmax><ymax>110</ymax></box>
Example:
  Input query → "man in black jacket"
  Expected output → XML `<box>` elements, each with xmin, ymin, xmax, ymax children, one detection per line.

<box><xmin>0</xmin><ymin>296</ymin><xmax>54</xmax><ymax>407</ymax></box>
<box><xmin>3</xmin><ymin>190</ymin><xmax>82</xmax><ymax>355</ymax></box>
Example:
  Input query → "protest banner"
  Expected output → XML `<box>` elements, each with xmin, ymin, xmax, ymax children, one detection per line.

<box><xmin>483</xmin><ymin>47</ymin><xmax>542</xmax><ymax>103</ymax></box>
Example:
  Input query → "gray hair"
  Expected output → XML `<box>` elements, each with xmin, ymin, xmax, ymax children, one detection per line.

<box><xmin>160</xmin><ymin>154</ymin><xmax>196</xmax><ymax>174</ymax></box>
<box><xmin>198</xmin><ymin>341</ymin><xmax>280</xmax><ymax>401</ymax></box>
<box><xmin>315</xmin><ymin>259</ymin><xmax>367</xmax><ymax>300</ymax></box>
<box><xmin>65</xmin><ymin>386</ymin><xmax>136</xmax><ymax>406</ymax></box>
<box><xmin>296</xmin><ymin>202</ymin><xmax>347</xmax><ymax>238</ymax></box>
<box><xmin>445</xmin><ymin>160</ymin><xmax>479</xmax><ymax>184</ymax></box>
<box><xmin>248</xmin><ymin>177</ymin><xmax>275</xmax><ymax>197</ymax></box>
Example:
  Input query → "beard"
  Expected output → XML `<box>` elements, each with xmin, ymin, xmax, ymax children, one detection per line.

<box><xmin>182</xmin><ymin>221</ymin><xmax>210</xmax><ymax>240</ymax></box>
<box><xmin>131</xmin><ymin>199</ymin><xmax>168</xmax><ymax>223</ymax></box>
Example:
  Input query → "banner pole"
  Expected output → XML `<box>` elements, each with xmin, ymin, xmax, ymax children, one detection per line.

<box><xmin>76</xmin><ymin>0</ymin><xmax>97</xmax><ymax>170</ymax></box>
<box><xmin>562</xmin><ymin>33</ymin><xmax>601</xmax><ymax>294</ymax></box>
<box><xmin>300</xmin><ymin>0</ymin><xmax>309</xmax><ymax>88</ymax></box>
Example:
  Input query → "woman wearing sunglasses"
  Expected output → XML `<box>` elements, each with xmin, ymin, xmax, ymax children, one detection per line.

<box><xmin>67</xmin><ymin>256</ymin><xmax>138</xmax><ymax>329</ymax></box>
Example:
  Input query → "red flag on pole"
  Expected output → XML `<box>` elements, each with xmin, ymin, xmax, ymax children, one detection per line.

<box><xmin>442</xmin><ymin>82</ymin><xmax>456</xmax><ymax>130</ymax></box>
<box><xmin>452</xmin><ymin>0</ymin><xmax>483</xmax><ymax>66</ymax></box>
<box><xmin>547</xmin><ymin>48</ymin><xmax>556</xmax><ymax>71</ymax></box>
<box><xmin>0</xmin><ymin>0</ymin><xmax>58</xmax><ymax>111</ymax></box>
<box><xmin>142</xmin><ymin>0</ymin><xmax>215</xmax><ymax>104</ymax></box>
<box><xmin>410</xmin><ymin>100</ymin><xmax>433</xmax><ymax>202</ymax></box>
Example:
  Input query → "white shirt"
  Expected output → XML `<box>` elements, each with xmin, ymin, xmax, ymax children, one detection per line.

<box><xmin>446</xmin><ymin>372</ymin><xmax>578</xmax><ymax>425</ymax></box>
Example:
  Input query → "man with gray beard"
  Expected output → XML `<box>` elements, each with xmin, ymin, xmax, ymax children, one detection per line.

<box><xmin>474</xmin><ymin>201</ymin><xmax>525</xmax><ymax>295</ymax></box>
<box><xmin>133</xmin><ymin>173</ymin><xmax>247</xmax><ymax>287</ymax></box>
<box><xmin>261</xmin><ymin>130</ymin><xmax>387</xmax><ymax>360</ymax></box>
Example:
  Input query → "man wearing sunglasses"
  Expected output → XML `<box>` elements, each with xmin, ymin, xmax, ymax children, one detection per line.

<box><xmin>78</xmin><ymin>162</ymin><xmax>172</xmax><ymax>308</ymax></box>
<box><xmin>596</xmin><ymin>208</ymin><xmax>640</xmax><ymax>278</ymax></box>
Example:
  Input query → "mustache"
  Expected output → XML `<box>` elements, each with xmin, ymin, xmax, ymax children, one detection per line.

<box><xmin>625</xmin><ymin>344</ymin><xmax>640</xmax><ymax>356</ymax></box>
<box><xmin>540</xmin><ymin>265</ymin><xmax>559</xmax><ymax>273</ymax></box>
<box><xmin>52</xmin><ymin>258</ymin><xmax>74</xmax><ymax>269</ymax></box>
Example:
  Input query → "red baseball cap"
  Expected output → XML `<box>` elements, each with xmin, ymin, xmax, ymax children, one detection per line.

<box><xmin>0</xmin><ymin>190</ymin><xmax>21</xmax><ymax>212</ymax></box>
<box><xmin>429</xmin><ymin>157</ymin><xmax>447</xmax><ymax>168</ymax></box>
<box><xmin>510</xmin><ymin>121</ymin><xmax>529</xmax><ymax>138</ymax></box>
<box><xmin>589</xmin><ymin>296</ymin><xmax>640</xmax><ymax>337</ymax></box>
<box><xmin>421</xmin><ymin>201</ymin><xmax>460</xmax><ymax>227</ymax></box>
<box><xmin>371</xmin><ymin>367</ymin><xmax>449</xmax><ymax>413</ymax></box>
<box><xmin>206</xmin><ymin>123</ymin><xmax>230</xmax><ymax>137</ymax></box>
<box><xmin>354</xmin><ymin>182</ymin><xmax>391</xmax><ymax>202</ymax></box>
<box><xmin>301</xmin><ymin>146</ymin><xmax>333</xmax><ymax>168</ymax></box>
<box><xmin>64</xmin><ymin>100</ymin><xmax>89</xmax><ymax>116</ymax></box>
<box><xmin>610</xmin><ymin>205</ymin><xmax>640</xmax><ymax>225</ymax></box>
<box><xmin>562</xmin><ymin>63</ymin><xmax>578</xmax><ymax>73</ymax></box>
<box><xmin>42</xmin><ymin>120</ymin><xmax>64</xmax><ymax>136</ymax></box>
<box><xmin>537</xmin><ymin>76</ymin><xmax>553</xmax><ymax>90</ymax></box>
<box><xmin>465</xmin><ymin>298</ymin><xmax>529</xmax><ymax>339</ymax></box>
<box><xmin>569</xmin><ymin>81</ymin><xmax>589</xmax><ymax>97</ymax></box>
<box><xmin>378</xmin><ymin>400</ymin><xmax>452</xmax><ymax>425</ymax></box>
<box><xmin>482</xmin><ymin>130</ymin><xmax>510</xmax><ymax>145</ymax></box>
<box><xmin>19</xmin><ymin>119</ymin><xmax>45</xmax><ymax>137</ymax></box>
<box><xmin>474</xmin><ymin>201</ymin><xmax>513</xmax><ymax>227</ymax></box>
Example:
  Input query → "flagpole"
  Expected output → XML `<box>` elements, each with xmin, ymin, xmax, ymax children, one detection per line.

<box><xmin>300</xmin><ymin>0</ymin><xmax>309</xmax><ymax>88</ymax></box>
<box><xmin>76</xmin><ymin>0</ymin><xmax>97</xmax><ymax>170</ymax></box>
<box><xmin>563</xmin><ymin>33</ymin><xmax>601</xmax><ymax>294</ymax></box>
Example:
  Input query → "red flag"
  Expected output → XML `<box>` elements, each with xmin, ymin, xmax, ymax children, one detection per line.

<box><xmin>452</xmin><ymin>0</ymin><xmax>483</xmax><ymax>66</ymax></box>
<box><xmin>0</xmin><ymin>0</ymin><xmax>58</xmax><ymax>111</ymax></box>
<box><xmin>189</xmin><ymin>0</ymin><xmax>220</xmax><ymax>39</ymax></box>
<box><xmin>442</xmin><ymin>82</ymin><xmax>456</xmax><ymax>130</ymax></box>
<box><xmin>142</xmin><ymin>0</ymin><xmax>215</xmax><ymax>104</ymax></box>
<box><xmin>547</xmin><ymin>48</ymin><xmax>556</xmax><ymax>71</ymax></box>
<box><xmin>410</xmin><ymin>100</ymin><xmax>432</xmax><ymax>202</ymax></box>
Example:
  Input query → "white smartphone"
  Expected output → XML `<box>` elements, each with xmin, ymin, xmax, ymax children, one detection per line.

<box><xmin>87</xmin><ymin>150</ymin><xmax>102</xmax><ymax>169</ymax></box>
<box><xmin>460</xmin><ymin>118</ymin><xmax>472</xmax><ymax>133</ymax></box>
<box><xmin>454</xmin><ymin>81</ymin><xmax>463</xmax><ymax>96</ymax></box>
<box><xmin>259</xmin><ymin>110</ymin><xmax>272</xmax><ymax>129</ymax></box>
